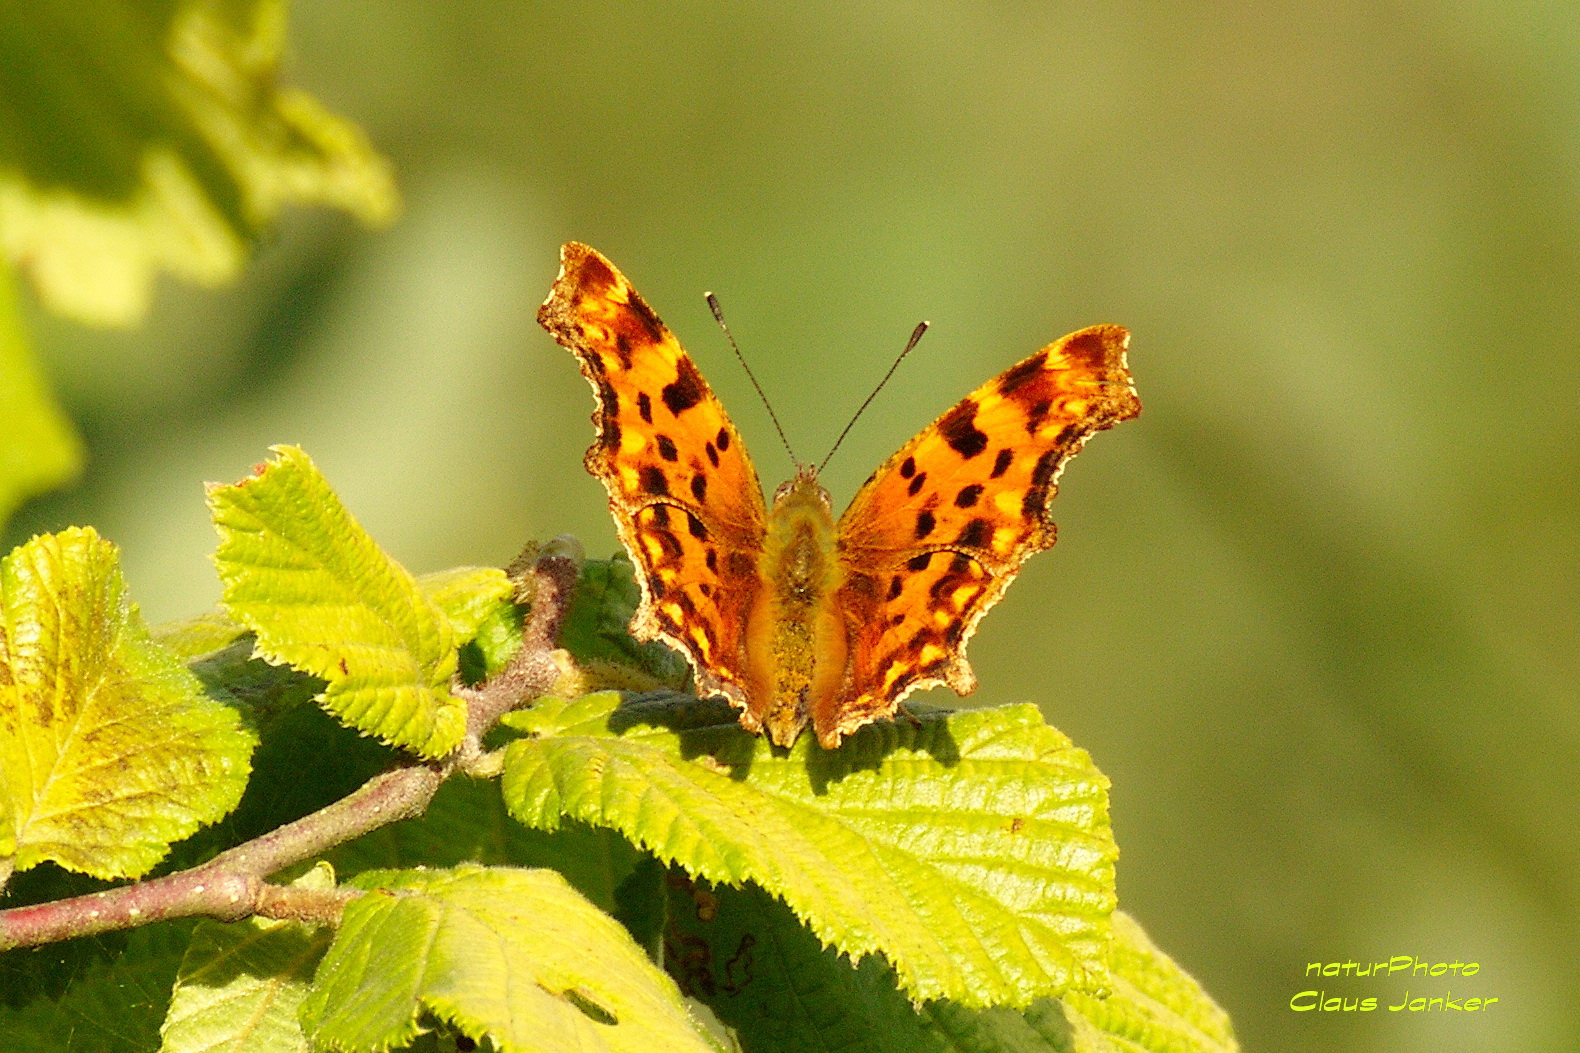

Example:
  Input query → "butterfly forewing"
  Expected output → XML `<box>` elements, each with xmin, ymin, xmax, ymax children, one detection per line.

<box><xmin>827</xmin><ymin>325</ymin><xmax>1140</xmax><ymax>744</ymax></box>
<box><xmin>538</xmin><ymin>243</ymin><xmax>768</xmax><ymax>707</ymax></box>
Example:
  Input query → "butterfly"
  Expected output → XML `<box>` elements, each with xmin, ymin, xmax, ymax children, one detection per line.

<box><xmin>539</xmin><ymin>243</ymin><xmax>1140</xmax><ymax>749</ymax></box>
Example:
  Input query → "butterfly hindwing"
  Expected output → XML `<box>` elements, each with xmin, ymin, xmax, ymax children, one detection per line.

<box><xmin>538</xmin><ymin>243</ymin><xmax>768</xmax><ymax>708</ymax></box>
<box><xmin>827</xmin><ymin>325</ymin><xmax>1140</xmax><ymax>744</ymax></box>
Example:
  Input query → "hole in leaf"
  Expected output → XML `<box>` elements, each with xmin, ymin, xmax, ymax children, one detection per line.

<box><xmin>561</xmin><ymin>987</ymin><xmax>619</xmax><ymax>1026</ymax></box>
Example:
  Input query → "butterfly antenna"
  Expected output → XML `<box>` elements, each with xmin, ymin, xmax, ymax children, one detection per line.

<box><xmin>818</xmin><ymin>321</ymin><xmax>929</xmax><ymax>476</ymax></box>
<box><xmin>706</xmin><ymin>292</ymin><xmax>799</xmax><ymax>466</ymax></box>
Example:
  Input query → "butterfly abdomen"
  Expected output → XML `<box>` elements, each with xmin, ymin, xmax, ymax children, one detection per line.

<box><xmin>744</xmin><ymin>471</ymin><xmax>849</xmax><ymax>747</ymax></box>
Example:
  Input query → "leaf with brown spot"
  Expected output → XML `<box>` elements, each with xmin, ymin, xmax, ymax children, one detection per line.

<box><xmin>0</xmin><ymin>528</ymin><xmax>254</xmax><ymax>880</ymax></box>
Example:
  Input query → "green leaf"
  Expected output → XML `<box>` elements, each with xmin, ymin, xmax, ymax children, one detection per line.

<box><xmin>667</xmin><ymin>881</ymin><xmax>1237</xmax><ymax>1053</ymax></box>
<box><xmin>500</xmin><ymin>692</ymin><xmax>1117</xmax><ymax>1008</ymax></box>
<box><xmin>0</xmin><ymin>265</ymin><xmax>82</xmax><ymax>532</ymax></box>
<box><xmin>151</xmin><ymin>609</ymin><xmax>250</xmax><ymax>661</ymax></box>
<box><xmin>300</xmin><ymin>865</ymin><xmax>720</xmax><ymax>1053</ymax></box>
<box><xmin>160</xmin><ymin>864</ymin><xmax>336</xmax><ymax>1053</ymax></box>
<box><xmin>208</xmin><ymin>445</ymin><xmax>466</xmax><ymax>760</ymax></box>
<box><xmin>1056</xmin><ymin>912</ymin><xmax>1238</xmax><ymax>1053</ymax></box>
<box><xmin>327</xmin><ymin>775</ymin><xmax>642</xmax><ymax>917</ymax></box>
<box><xmin>557</xmin><ymin>556</ymin><xmax>689</xmax><ymax>691</ymax></box>
<box><xmin>415</xmin><ymin>567</ymin><xmax>515</xmax><ymax>643</ymax></box>
<box><xmin>0</xmin><ymin>920</ymin><xmax>195</xmax><ymax>1053</ymax></box>
<box><xmin>0</xmin><ymin>527</ymin><xmax>254</xmax><ymax>880</ymax></box>
<box><xmin>0</xmin><ymin>0</ymin><xmax>397</xmax><ymax>327</ymax></box>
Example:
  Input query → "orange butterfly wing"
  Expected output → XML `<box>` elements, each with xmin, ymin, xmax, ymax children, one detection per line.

<box><xmin>822</xmin><ymin>325</ymin><xmax>1140</xmax><ymax>746</ymax></box>
<box><xmin>538</xmin><ymin>243</ymin><xmax>767</xmax><ymax>711</ymax></box>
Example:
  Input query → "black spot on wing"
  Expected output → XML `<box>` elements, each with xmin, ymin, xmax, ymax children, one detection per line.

<box><xmin>627</xmin><ymin>293</ymin><xmax>668</xmax><ymax>344</ymax></box>
<box><xmin>686</xmin><ymin>511</ymin><xmax>709</xmax><ymax>540</ymax></box>
<box><xmin>613</xmin><ymin>331</ymin><xmax>635</xmax><ymax>370</ymax></box>
<box><xmin>637</xmin><ymin>391</ymin><xmax>653</xmax><ymax>423</ymax></box>
<box><xmin>648</xmin><ymin>573</ymin><xmax>666</xmax><ymax>598</ymax></box>
<box><xmin>595</xmin><ymin>378</ymin><xmax>622</xmax><ymax>450</ymax></box>
<box><xmin>640</xmin><ymin>465</ymin><xmax>669</xmax><ymax>496</ymax></box>
<box><xmin>907</xmin><ymin>553</ymin><xmax>933</xmax><ymax>572</ymax></box>
<box><xmin>1025</xmin><ymin>399</ymin><xmax>1052</xmax><ymax>434</ymax></box>
<box><xmin>990</xmin><ymin>448</ymin><xmax>1014</xmax><ymax>479</ymax></box>
<box><xmin>656</xmin><ymin>435</ymin><xmax>679</xmax><ymax>461</ymax></box>
<box><xmin>715</xmin><ymin>427</ymin><xmax>730</xmax><ymax>451</ymax></box>
<box><xmin>949</xmin><ymin>553</ymin><xmax>972</xmax><ymax>573</ymax></box>
<box><xmin>915</xmin><ymin>510</ymin><xmax>936</xmax><ymax>539</ymax></box>
<box><xmin>1021</xmin><ymin>449</ymin><xmax>1060</xmax><ymax>519</ymax></box>
<box><xmin>954</xmin><ymin>483</ymin><xmax>983</xmax><ymax>508</ymax></box>
<box><xmin>705</xmin><ymin>549</ymin><xmax>718</xmax><ymax>572</ymax></box>
<box><xmin>705</xmin><ymin>441</ymin><xmax>719</xmax><ymax>467</ymax></box>
<box><xmin>939</xmin><ymin>400</ymin><xmax>989</xmax><ymax>459</ymax></box>
<box><xmin>691</xmin><ymin>474</ymin><xmax>708</xmax><ymax>503</ymax></box>
<box><xmin>654</xmin><ymin>530</ymin><xmax>683</xmax><ymax>559</ymax></box>
<box><xmin>907</xmin><ymin>471</ymin><xmax>927</xmax><ymax>497</ymax></box>
<box><xmin>887</xmin><ymin>576</ymin><xmax>903</xmax><ymax>600</ymax></box>
<box><xmin>900</xmin><ymin>456</ymin><xmax>916</xmax><ymax>479</ymax></box>
<box><xmin>1060</xmin><ymin>329</ymin><xmax>1110</xmax><ymax>369</ymax></box>
<box><xmin>652</xmin><ymin>505</ymin><xmax>670</xmax><ymax>527</ymax></box>
<box><xmin>957</xmin><ymin>518</ymin><xmax>990</xmax><ymax>548</ymax></box>
<box><xmin>662</xmin><ymin>357</ymin><xmax>706</xmax><ymax>415</ymax></box>
<box><xmin>996</xmin><ymin>351</ymin><xmax>1048</xmax><ymax>396</ymax></box>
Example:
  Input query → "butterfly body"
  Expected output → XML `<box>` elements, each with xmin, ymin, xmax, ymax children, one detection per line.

<box><xmin>743</xmin><ymin>469</ymin><xmax>848</xmax><ymax>746</ymax></box>
<box><xmin>539</xmin><ymin>243</ymin><xmax>1140</xmax><ymax>750</ymax></box>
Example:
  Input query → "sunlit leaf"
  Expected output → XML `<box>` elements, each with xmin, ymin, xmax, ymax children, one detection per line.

<box><xmin>501</xmin><ymin>692</ymin><xmax>1117</xmax><ymax>1008</ymax></box>
<box><xmin>151</xmin><ymin>608</ymin><xmax>250</xmax><ymax>661</ymax></box>
<box><xmin>208</xmin><ymin>446</ymin><xmax>465</xmax><ymax>759</ymax></box>
<box><xmin>300</xmin><ymin>865</ymin><xmax>720</xmax><ymax>1053</ymax></box>
<box><xmin>159</xmin><ymin>864</ymin><xmax>336</xmax><ymax>1053</ymax></box>
<box><xmin>0</xmin><ymin>527</ymin><xmax>254</xmax><ymax>880</ymax></box>
<box><xmin>668</xmin><ymin>880</ymin><xmax>1236</xmax><ymax>1053</ymax></box>
<box><xmin>415</xmin><ymin>566</ymin><xmax>514</xmax><ymax>642</ymax></box>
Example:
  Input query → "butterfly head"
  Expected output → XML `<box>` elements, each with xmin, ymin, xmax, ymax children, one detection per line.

<box><xmin>770</xmin><ymin>465</ymin><xmax>832</xmax><ymax>515</ymax></box>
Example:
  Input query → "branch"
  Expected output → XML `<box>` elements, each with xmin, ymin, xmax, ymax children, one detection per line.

<box><xmin>0</xmin><ymin>546</ymin><xmax>580</xmax><ymax>951</ymax></box>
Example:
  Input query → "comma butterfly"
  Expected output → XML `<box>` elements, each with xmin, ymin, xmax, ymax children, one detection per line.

<box><xmin>539</xmin><ymin>243</ymin><xmax>1140</xmax><ymax>749</ymax></box>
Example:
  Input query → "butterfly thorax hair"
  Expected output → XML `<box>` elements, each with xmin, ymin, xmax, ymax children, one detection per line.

<box><xmin>746</xmin><ymin>467</ymin><xmax>848</xmax><ymax>747</ymax></box>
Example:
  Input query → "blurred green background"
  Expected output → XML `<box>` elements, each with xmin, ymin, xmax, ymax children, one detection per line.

<box><xmin>7</xmin><ymin>2</ymin><xmax>1578</xmax><ymax>1050</ymax></box>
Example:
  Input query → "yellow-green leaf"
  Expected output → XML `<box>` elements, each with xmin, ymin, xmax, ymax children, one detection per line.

<box><xmin>300</xmin><ymin>865</ymin><xmax>721</xmax><ymax>1053</ymax></box>
<box><xmin>208</xmin><ymin>446</ymin><xmax>465</xmax><ymax>759</ymax></box>
<box><xmin>416</xmin><ymin>566</ymin><xmax>514</xmax><ymax>642</ymax></box>
<box><xmin>502</xmin><ymin>692</ymin><xmax>1117</xmax><ymax>1008</ymax></box>
<box><xmin>667</xmin><ymin>880</ymin><xmax>1238</xmax><ymax>1053</ymax></box>
<box><xmin>160</xmin><ymin>864</ymin><xmax>336</xmax><ymax>1053</ymax></box>
<box><xmin>0</xmin><ymin>527</ymin><xmax>254</xmax><ymax>880</ymax></box>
